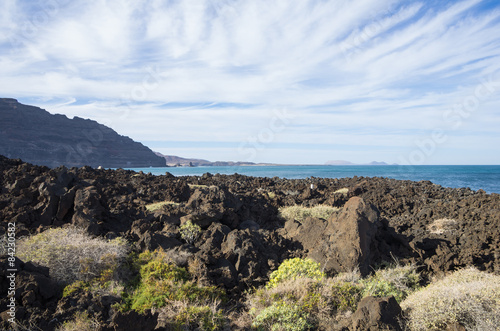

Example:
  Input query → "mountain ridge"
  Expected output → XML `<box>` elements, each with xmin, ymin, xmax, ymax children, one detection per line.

<box><xmin>0</xmin><ymin>98</ymin><xmax>166</xmax><ymax>168</ymax></box>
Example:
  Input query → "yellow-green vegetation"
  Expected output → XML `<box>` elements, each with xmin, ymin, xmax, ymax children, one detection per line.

<box><xmin>267</xmin><ymin>258</ymin><xmax>325</xmax><ymax>288</ymax></box>
<box><xmin>333</xmin><ymin>188</ymin><xmax>349</xmax><ymax>195</ymax></box>
<box><xmin>145</xmin><ymin>201</ymin><xmax>180</xmax><ymax>212</ymax></box>
<box><xmin>251</xmin><ymin>301</ymin><xmax>313</xmax><ymax>331</ymax></box>
<box><xmin>56</xmin><ymin>311</ymin><xmax>101</xmax><ymax>331</ymax></box>
<box><xmin>180</xmin><ymin>220</ymin><xmax>202</xmax><ymax>244</ymax></box>
<box><xmin>401</xmin><ymin>268</ymin><xmax>500</xmax><ymax>331</ymax></box>
<box><xmin>17</xmin><ymin>227</ymin><xmax>128</xmax><ymax>284</ymax></box>
<box><xmin>278</xmin><ymin>205</ymin><xmax>340</xmax><ymax>222</ymax></box>
<box><xmin>248</xmin><ymin>259</ymin><xmax>363</xmax><ymax>330</ymax></box>
<box><xmin>119</xmin><ymin>249</ymin><xmax>226</xmax><ymax>330</ymax></box>
<box><xmin>360</xmin><ymin>262</ymin><xmax>420</xmax><ymax>303</ymax></box>
<box><xmin>247</xmin><ymin>258</ymin><xmax>424</xmax><ymax>330</ymax></box>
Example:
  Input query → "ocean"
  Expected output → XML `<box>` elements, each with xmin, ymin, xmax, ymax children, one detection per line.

<box><xmin>128</xmin><ymin>165</ymin><xmax>500</xmax><ymax>194</ymax></box>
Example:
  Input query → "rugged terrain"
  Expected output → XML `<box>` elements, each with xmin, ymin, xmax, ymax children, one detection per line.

<box><xmin>0</xmin><ymin>155</ymin><xmax>499</xmax><ymax>330</ymax></box>
<box><xmin>0</xmin><ymin>99</ymin><xmax>165</xmax><ymax>168</ymax></box>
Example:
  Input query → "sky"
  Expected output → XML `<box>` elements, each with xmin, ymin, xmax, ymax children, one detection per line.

<box><xmin>1</xmin><ymin>0</ymin><xmax>500</xmax><ymax>165</ymax></box>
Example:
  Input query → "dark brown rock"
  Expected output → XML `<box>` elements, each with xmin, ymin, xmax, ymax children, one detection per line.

<box><xmin>351</xmin><ymin>296</ymin><xmax>403</xmax><ymax>331</ymax></box>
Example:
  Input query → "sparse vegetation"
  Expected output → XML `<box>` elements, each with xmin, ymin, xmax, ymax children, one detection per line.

<box><xmin>56</xmin><ymin>311</ymin><xmax>101</xmax><ymax>331</ymax></box>
<box><xmin>278</xmin><ymin>205</ymin><xmax>340</xmax><ymax>222</ymax></box>
<box><xmin>401</xmin><ymin>268</ymin><xmax>500</xmax><ymax>331</ymax></box>
<box><xmin>17</xmin><ymin>227</ymin><xmax>129</xmax><ymax>284</ymax></box>
<box><xmin>145</xmin><ymin>200</ymin><xmax>180</xmax><ymax>212</ymax></box>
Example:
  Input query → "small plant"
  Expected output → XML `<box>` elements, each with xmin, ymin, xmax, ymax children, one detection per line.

<box><xmin>278</xmin><ymin>205</ymin><xmax>340</xmax><ymax>222</ymax></box>
<box><xmin>251</xmin><ymin>302</ymin><xmax>313</xmax><ymax>331</ymax></box>
<box><xmin>145</xmin><ymin>201</ymin><xmax>180</xmax><ymax>212</ymax></box>
<box><xmin>360</xmin><ymin>262</ymin><xmax>420</xmax><ymax>303</ymax></box>
<box><xmin>267</xmin><ymin>258</ymin><xmax>325</xmax><ymax>288</ymax></box>
<box><xmin>180</xmin><ymin>220</ymin><xmax>202</xmax><ymax>244</ymax></box>
<box><xmin>17</xmin><ymin>227</ymin><xmax>128</xmax><ymax>284</ymax></box>
<box><xmin>401</xmin><ymin>268</ymin><xmax>500</xmax><ymax>331</ymax></box>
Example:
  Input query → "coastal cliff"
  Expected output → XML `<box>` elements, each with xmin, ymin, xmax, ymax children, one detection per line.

<box><xmin>0</xmin><ymin>98</ymin><xmax>166</xmax><ymax>168</ymax></box>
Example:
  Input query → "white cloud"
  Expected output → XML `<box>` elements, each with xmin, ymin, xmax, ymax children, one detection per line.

<box><xmin>1</xmin><ymin>0</ymin><xmax>500</xmax><ymax>164</ymax></box>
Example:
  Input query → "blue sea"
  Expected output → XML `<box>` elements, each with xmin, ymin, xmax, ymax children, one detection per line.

<box><xmin>128</xmin><ymin>165</ymin><xmax>500</xmax><ymax>194</ymax></box>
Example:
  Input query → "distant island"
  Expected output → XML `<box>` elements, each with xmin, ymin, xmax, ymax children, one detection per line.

<box><xmin>325</xmin><ymin>160</ymin><xmax>397</xmax><ymax>166</ymax></box>
<box><xmin>155</xmin><ymin>153</ymin><xmax>277</xmax><ymax>167</ymax></box>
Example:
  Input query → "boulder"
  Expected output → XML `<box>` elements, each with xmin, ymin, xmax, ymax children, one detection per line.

<box><xmin>351</xmin><ymin>296</ymin><xmax>402</xmax><ymax>331</ymax></box>
<box><xmin>285</xmin><ymin>197</ymin><xmax>381</xmax><ymax>276</ymax></box>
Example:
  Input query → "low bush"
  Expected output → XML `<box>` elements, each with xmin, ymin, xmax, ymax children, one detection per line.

<box><xmin>247</xmin><ymin>259</ymin><xmax>364</xmax><ymax>330</ymax></box>
<box><xmin>17</xmin><ymin>227</ymin><xmax>128</xmax><ymax>284</ymax></box>
<box><xmin>251</xmin><ymin>302</ymin><xmax>313</xmax><ymax>331</ymax></box>
<box><xmin>278</xmin><ymin>205</ymin><xmax>340</xmax><ymax>222</ymax></box>
<box><xmin>401</xmin><ymin>268</ymin><xmax>500</xmax><ymax>331</ymax></box>
<box><xmin>360</xmin><ymin>262</ymin><xmax>420</xmax><ymax>303</ymax></box>
<box><xmin>267</xmin><ymin>258</ymin><xmax>325</xmax><ymax>288</ymax></box>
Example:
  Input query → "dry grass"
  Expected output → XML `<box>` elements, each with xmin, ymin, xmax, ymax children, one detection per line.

<box><xmin>56</xmin><ymin>312</ymin><xmax>101</xmax><ymax>331</ymax></box>
<box><xmin>278</xmin><ymin>205</ymin><xmax>341</xmax><ymax>222</ymax></box>
<box><xmin>427</xmin><ymin>218</ymin><xmax>458</xmax><ymax>235</ymax></box>
<box><xmin>17</xmin><ymin>227</ymin><xmax>129</xmax><ymax>284</ymax></box>
<box><xmin>401</xmin><ymin>267</ymin><xmax>500</xmax><ymax>331</ymax></box>
<box><xmin>333</xmin><ymin>188</ymin><xmax>349</xmax><ymax>195</ymax></box>
<box><xmin>145</xmin><ymin>201</ymin><xmax>180</xmax><ymax>212</ymax></box>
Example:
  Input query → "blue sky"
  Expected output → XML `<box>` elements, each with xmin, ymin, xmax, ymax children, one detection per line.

<box><xmin>1</xmin><ymin>0</ymin><xmax>500</xmax><ymax>164</ymax></box>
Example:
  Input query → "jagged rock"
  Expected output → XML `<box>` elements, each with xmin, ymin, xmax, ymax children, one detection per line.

<box><xmin>350</xmin><ymin>296</ymin><xmax>403</xmax><ymax>331</ymax></box>
<box><xmin>285</xmin><ymin>197</ymin><xmax>382</xmax><ymax>276</ymax></box>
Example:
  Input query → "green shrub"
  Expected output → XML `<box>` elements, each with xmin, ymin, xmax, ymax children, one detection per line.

<box><xmin>247</xmin><ymin>276</ymin><xmax>362</xmax><ymax>330</ymax></box>
<box><xmin>360</xmin><ymin>263</ymin><xmax>420</xmax><ymax>303</ymax></box>
<box><xmin>180</xmin><ymin>220</ymin><xmax>202</xmax><ymax>244</ymax></box>
<box><xmin>251</xmin><ymin>302</ymin><xmax>313</xmax><ymax>331</ymax></box>
<box><xmin>17</xmin><ymin>227</ymin><xmax>128</xmax><ymax>284</ymax></box>
<box><xmin>120</xmin><ymin>249</ymin><xmax>226</xmax><ymax>314</ymax></box>
<box><xmin>267</xmin><ymin>258</ymin><xmax>325</xmax><ymax>288</ymax></box>
<box><xmin>278</xmin><ymin>205</ymin><xmax>340</xmax><ymax>222</ymax></box>
<box><xmin>401</xmin><ymin>268</ymin><xmax>500</xmax><ymax>331</ymax></box>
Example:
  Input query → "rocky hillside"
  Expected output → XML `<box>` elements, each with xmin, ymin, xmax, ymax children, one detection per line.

<box><xmin>0</xmin><ymin>98</ymin><xmax>166</xmax><ymax>168</ymax></box>
<box><xmin>0</xmin><ymin>155</ymin><xmax>499</xmax><ymax>330</ymax></box>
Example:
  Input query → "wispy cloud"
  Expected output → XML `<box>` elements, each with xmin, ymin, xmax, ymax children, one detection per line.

<box><xmin>1</xmin><ymin>0</ymin><xmax>500</xmax><ymax>164</ymax></box>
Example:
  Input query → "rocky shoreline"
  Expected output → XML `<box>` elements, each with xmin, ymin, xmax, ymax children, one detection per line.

<box><xmin>0</xmin><ymin>155</ymin><xmax>499</xmax><ymax>330</ymax></box>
